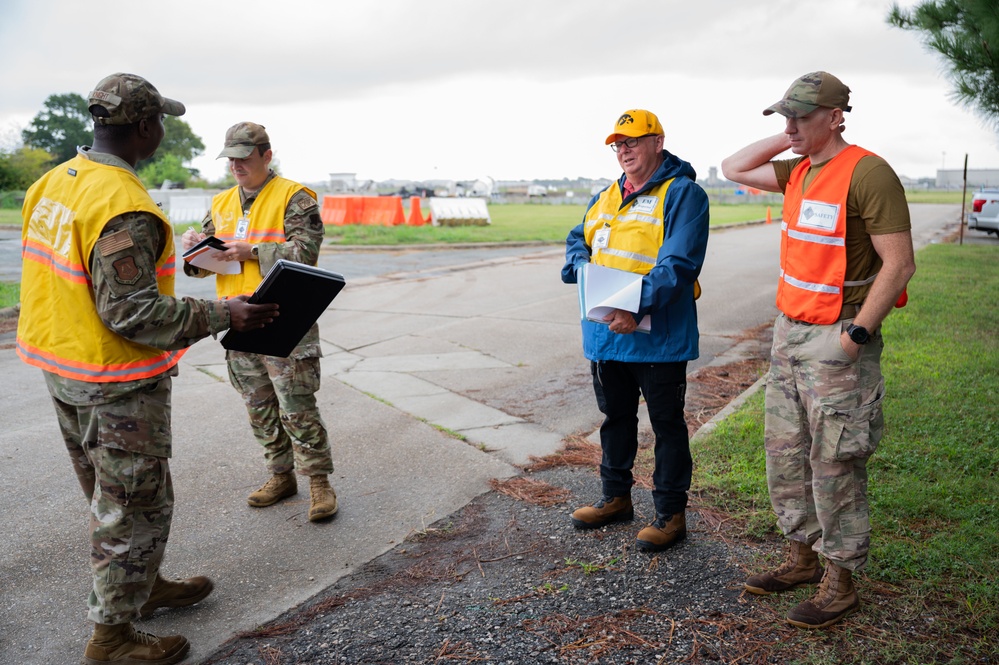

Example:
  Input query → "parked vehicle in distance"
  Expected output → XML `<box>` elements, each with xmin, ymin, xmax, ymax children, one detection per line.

<box><xmin>967</xmin><ymin>188</ymin><xmax>999</xmax><ymax>236</ymax></box>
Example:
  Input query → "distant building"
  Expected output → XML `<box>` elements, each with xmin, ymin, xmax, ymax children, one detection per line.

<box><xmin>936</xmin><ymin>168</ymin><xmax>999</xmax><ymax>189</ymax></box>
<box><xmin>328</xmin><ymin>172</ymin><xmax>359</xmax><ymax>193</ymax></box>
<box><xmin>705</xmin><ymin>166</ymin><xmax>724</xmax><ymax>187</ymax></box>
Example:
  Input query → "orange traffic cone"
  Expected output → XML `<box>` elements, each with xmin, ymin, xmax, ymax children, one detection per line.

<box><xmin>766</xmin><ymin>206</ymin><xmax>772</xmax><ymax>224</ymax></box>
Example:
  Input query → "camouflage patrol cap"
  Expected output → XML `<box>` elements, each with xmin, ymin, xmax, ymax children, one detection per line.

<box><xmin>88</xmin><ymin>73</ymin><xmax>185</xmax><ymax>126</ymax></box>
<box><xmin>217</xmin><ymin>122</ymin><xmax>270</xmax><ymax>159</ymax></box>
<box><xmin>605</xmin><ymin>109</ymin><xmax>664</xmax><ymax>145</ymax></box>
<box><xmin>763</xmin><ymin>71</ymin><xmax>852</xmax><ymax>118</ymax></box>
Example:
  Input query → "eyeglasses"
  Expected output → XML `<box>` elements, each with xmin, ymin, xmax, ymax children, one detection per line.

<box><xmin>610</xmin><ymin>135</ymin><xmax>655</xmax><ymax>152</ymax></box>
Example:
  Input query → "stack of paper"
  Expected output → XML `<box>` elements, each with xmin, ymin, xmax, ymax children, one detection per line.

<box><xmin>578</xmin><ymin>263</ymin><xmax>651</xmax><ymax>333</ymax></box>
<box><xmin>182</xmin><ymin>236</ymin><xmax>241</xmax><ymax>275</ymax></box>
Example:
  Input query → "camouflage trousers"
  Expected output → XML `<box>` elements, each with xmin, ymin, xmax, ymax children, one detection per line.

<box><xmin>227</xmin><ymin>352</ymin><xmax>333</xmax><ymax>476</ymax></box>
<box><xmin>49</xmin><ymin>377</ymin><xmax>173</xmax><ymax>624</ymax></box>
<box><xmin>764</xmin><ymin>314</ymin><xmax>885</xmax><ymax>571</ymax></box>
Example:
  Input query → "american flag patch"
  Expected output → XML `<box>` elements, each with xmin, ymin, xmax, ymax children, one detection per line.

<box><xmin>96</xmin><ymin>230</ymin><xmax>135</xmax><ymax>256</ymax></box>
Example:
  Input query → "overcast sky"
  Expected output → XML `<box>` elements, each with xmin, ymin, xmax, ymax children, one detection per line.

<box><xmin>2</xmin><ymin>0</ymin><xmax>997</xmax><ymax>186</ymax></box>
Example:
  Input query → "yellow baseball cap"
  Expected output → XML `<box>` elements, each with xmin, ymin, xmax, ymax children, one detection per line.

<box><xmin>605</xmin><ymin>109</ymin><xmax>664</xmax><ymax>145</ymax></box>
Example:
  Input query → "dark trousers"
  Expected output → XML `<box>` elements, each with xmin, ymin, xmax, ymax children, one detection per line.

<box><xmin>591</xmin><ymin>360</ymin><xmax>691</xmax><ymax>516</ymax></box>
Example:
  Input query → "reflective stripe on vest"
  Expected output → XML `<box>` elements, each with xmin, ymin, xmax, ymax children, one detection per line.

<box><xmin>778</xmin><ymin>145</ymin><xmax>875</xmax><ymax>324</ymax></box>
<box><xmin>17</xmin><ymin>339</ymin><xmax>185</xmax><ymax>382</ymax></box>
<box><xmin>16</xmin><ymin>155</ymin><xmax>183</xmax><ymax>382</ymax></box>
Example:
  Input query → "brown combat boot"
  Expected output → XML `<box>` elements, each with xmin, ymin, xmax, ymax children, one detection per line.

<box><xmin>139</xmin><ymin>573</ymin><xmax>214</xmax><ymax>618</ymax></box>
<box><xmin>247</xmin><ymin>472</ymin><xmax>297</xmax><ymax>507</ymax></box>
<box><xmin>786</xmin><ymin>561</ymin><xmax>860</xmax><ymax>629</ymax></box>
<box><xmin>635</xmin><ymin>512</ymin><xmax>687</xmax><ymax>552</ymax></box>
<box><xmin>308</xmin><ymin>475</ymin><xmax>338</xmax><ymax>522</ymax></box>
<box><xmin>82</xmin><ymin>623</ymin><xmax>189</xmax><ymax>665</ymax></box>
<box><xmin>570</xmin><ymin>495</ymin><xmax>633</xmax><ymax>529</ymax></box>
<box><xmin>745</xmin><ymin>539</ymin><xmax>824</xmax><ymax>595</ymax></box>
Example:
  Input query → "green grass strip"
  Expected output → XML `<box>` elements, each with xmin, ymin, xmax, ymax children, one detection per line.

<box><xmin>692</xmin><ymin>243</ymin><xmax>999</xmax><ymax>654</ymax></box>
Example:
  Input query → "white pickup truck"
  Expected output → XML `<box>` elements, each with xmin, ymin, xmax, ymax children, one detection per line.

<box><xmin>967</xmin><ymin>188</ymin><xmax>999</xmax><ymax>236</ymax></box>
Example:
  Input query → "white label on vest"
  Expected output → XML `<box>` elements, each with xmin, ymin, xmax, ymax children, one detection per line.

<box><xmin>593</xmin><ymin>226</ymin><xmax>611</xmax><ymax>251</ymax></box>
<box><xmin>234</xmin><ymin>217</ymin><xmax>250</xmax><ymax>240</ymax></box>
<box><xmin>798</xmin><ymin>200</ymin><xmax>839</xmax><ymax>231</ymax></box>
<box><xmin>631</xmin><ymin>196</ymin><xmax>658</xmax><ymax>215</ymax></box>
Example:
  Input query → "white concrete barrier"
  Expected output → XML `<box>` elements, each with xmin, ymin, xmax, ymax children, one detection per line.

<box><xmin>429</xmin><ymin>197</ymin><xmax>491</xmax><ymax>227</ymax></box>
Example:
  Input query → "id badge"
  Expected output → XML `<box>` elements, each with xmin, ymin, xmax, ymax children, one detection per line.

<box><xmin>798</xmin><ymin>200</ymin><xmax>838</xmax><ymax>231</ymax></box>
<box><xmin>234</xmin><ymin>217</ymin><xmax>250</xmax><ymax>240</ymax></box>
<box><xmin>593</xmin><ymin>226</ymin><xmax>611</xmax><ymax>252</ymax></box>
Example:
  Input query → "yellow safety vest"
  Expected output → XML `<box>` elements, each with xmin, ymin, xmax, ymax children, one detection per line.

<box><xmin>211</xmin><ymin>178</ymin><xmax>315</xmax><ymax>298</ymax></box>
<box><xmin>584</xmin><ymin>179</ymin><xmax>700</xmax><ymax>298</ymax></box>
<box><xmin>17</xmin><ymin>155</ymin><xmax>183</xmax><ymax>382</ymax></box>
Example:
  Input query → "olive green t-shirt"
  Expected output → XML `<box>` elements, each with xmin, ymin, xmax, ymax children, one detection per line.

<box><xmin>774</xmin><ymin>152</ymin><xmax>911</xmax><ymax>305</ymax></box>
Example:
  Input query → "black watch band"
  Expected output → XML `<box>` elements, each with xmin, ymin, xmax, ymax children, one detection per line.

<box><xmin>847</xmin><ymin>324</ymin><xmax>870</xmax><ymax>345</ymax></box>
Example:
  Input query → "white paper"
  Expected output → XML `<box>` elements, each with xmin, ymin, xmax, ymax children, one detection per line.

<box><xmin>579</xmin><ymin>263</ymin><xmax>651</xmax><ymax>333</ymax></box>
<box><xmin>182</xmin><ymin>238</ymin><xmax>241</xmax><ymax>275</ymax></box>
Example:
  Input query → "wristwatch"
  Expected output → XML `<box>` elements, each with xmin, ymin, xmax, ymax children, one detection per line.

<box><xmin>846</xmin><ymin>323</ymin><xmax>870</xmax><ymax>345</ymax></box>
<box><xmin>250</xmin><ymin>245</ymin><xmax>259</xmax><ymax>258</ymax></box>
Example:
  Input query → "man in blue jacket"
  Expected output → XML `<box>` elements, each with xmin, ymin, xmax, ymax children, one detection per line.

<box><xmin>562</xmin><ymin>109</ymin><xmax>709</xmax><ymax>551</ymax></box>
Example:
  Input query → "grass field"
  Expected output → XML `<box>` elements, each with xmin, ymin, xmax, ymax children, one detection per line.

<box><xmin>0</xmin><ymin>281</ymin><xmax>17</xmax><ymax>310</ymax></box>
<box><xmin>0</xmin><ymin>194</ymin><xmax>970</xmax><ymax>308</ymax></box>
<box><xmin>170</xmin><ymin>203</ymin><xmax>775</xmax><ymax>246</ymax></box>
<box><xmin>0</xmin><ymin>209</ymin><xmax>20</xmax><ymax>225</ymax></box>
<box><xmin>2</xmin><ymin>190</ymin><xmax>963</xmax><ymax>243</ymax></box>
<box><xmin>689</xmin><ymin>243</ymin><xmax>998</xmax><ymax>664</ymax></box>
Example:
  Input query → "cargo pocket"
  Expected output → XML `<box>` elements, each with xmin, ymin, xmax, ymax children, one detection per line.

<box><xmin>291</xmin><ymin>358</ymin><xmax>321</xmax><ymax>396</ymax></box>
<box><xmin>816</xmin><ymin>379</ymin><xmax>886</xmax><ymax>463</ymax></box>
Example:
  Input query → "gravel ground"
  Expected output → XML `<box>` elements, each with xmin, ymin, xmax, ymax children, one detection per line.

<box><xmin>196</xmin><ymin>342</ymin><xmax>784</xmax><ymax>665</ymax></box>
<box><xmin>198</xmin><ymin>462</ymin><xmax>785</xmax><ymax>665</ymax></box>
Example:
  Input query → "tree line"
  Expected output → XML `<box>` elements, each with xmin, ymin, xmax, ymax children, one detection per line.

<box><xmin>1</xmin><ymin>92</ymin><xmax>232</xmax><ymax>203</ymax></box>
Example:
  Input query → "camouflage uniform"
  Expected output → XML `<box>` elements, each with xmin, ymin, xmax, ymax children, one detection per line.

<box><xmin>40</xmin><ymin>148</ymin><xmax>231</xmax><ymax>624</ymax></box>
<box><xmin>185</xmin><ymin>172</ymin><xmax>333</xmax><ymax>477</ymax></box>
<box><xmin>764</xmin><ymin>313</ymin><xmax>885</xmax><ymax>571</ymax></box>
<box><xmin>766</xmin><ymin>149</ymin><xmax>909</xmax><ymax>572</ymax></box>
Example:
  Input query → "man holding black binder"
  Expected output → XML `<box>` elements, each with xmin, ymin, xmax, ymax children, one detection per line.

<box><xmin>561</xmin><ymin>109</ymin><xmax>709</xmax><ymax>552</ymax></box>
<box><xmin>18</xmin><ymin>74</ymin><xmax>279</xmax><ymax>665</ymax></box>
<box><xmin>181</xmin><ymin>122</ymin><xmax>338</xmax><ymax>523</ymax></box>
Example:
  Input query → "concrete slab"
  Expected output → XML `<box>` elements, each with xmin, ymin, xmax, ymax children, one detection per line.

<box><xmin>457</xmin><ymin>422</ymin><xmax>565</xmax><ymax>466</ymax></box>
<box><xmin>334</xmin><ymin>371</ymin><xmax>449</xmax><ymax>401</ymax></box>
<box><xmin>0</xmin><ymin>354</ymin><xmax>516</xmax><ymax>665</ymax></box>
<box><xmin>388</xmin><ymin>392</ymin><xmax>523</xmax><ymax>430</ymax></box>
<box><xmin>350</xmin><ymin>351</ymin><xmax>510</xmax><ymax>373</ymax></box>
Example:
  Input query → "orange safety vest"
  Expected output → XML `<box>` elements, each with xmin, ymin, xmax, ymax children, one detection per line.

<box><xmin>778</xmin><ymin>145</ymin><xmax>875</xmax><ymax>324</ymax></box>
<box><xmin>17</xmin><ymin>155</ymin><xmax>184</xmax><ymax>382</ymax></box>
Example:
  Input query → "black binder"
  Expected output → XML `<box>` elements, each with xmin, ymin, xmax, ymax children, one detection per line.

<box><xmin>220</xmin><ymin>259</ymin><xmax>346</xmax><ymax>357</ymax></box>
